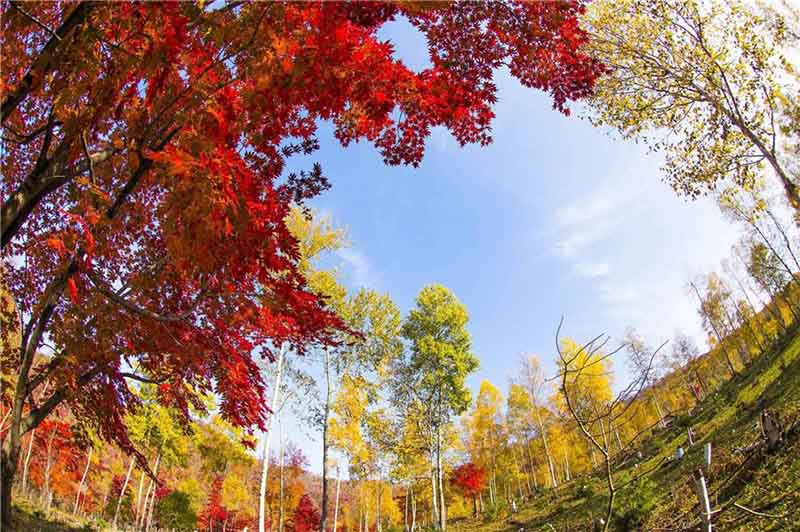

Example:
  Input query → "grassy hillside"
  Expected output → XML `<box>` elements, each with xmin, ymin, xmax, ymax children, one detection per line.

<box><xmin>452</xmin><ymin>332</ymin><xmax>800</xmax><ymax>532</ymax></box>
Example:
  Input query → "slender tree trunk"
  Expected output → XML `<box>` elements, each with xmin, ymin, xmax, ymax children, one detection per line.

<box><xmin>137</xmin><ymin>444</ymin><xmax>162</xmax><ymax>532</ymax></box>
<box><xmin>21</xmin><ymin>427</ymin><xmax>35</xmax><ymax>494</ymax></box>
<box><xmin>430</xmin><ymin>459</ymin><xmax>439</xmax><ymax>528</ymax></box>
<box><xmin>612</xmin><ymin>418</ymin><xmax>625</xmax><ymax>451</ymax></box>
<box><xmin>259</xmin><ymin>343</ymin><xmax>286</xmax><ymax>532</ymax></box>
<box><xmin>766</xmin><ymin>207</ymin><xmax>800</xmax><ymax>276</ymax></box>
<box><xmin>651</xmin><ymin>390</ymin><xmax>666</xmax><ymax>428</ymax></box>
<box><xmin>135</xmin><ymin>470</ymin><xmax>146</xmax><ymax>522</ymax></box>
<box><xmin>599</xmin><ymin>421</ymin><xmax>614</xmax><ymax>532</ymax></box>
<box><xmin>376</xmin><ymin>482</ymin><xmax>383</xmax><ymax>532</ymax></box>
<box><xmin>138</xmin><ymin>473</ymin><xmax>152</xmax><ymax>531</ymax></box>
<box><xmin>404</xmin><ymin>486</ymin><xmax>409</xmax><ymax>531</ymax></box>
<box><xmin>525</xmin><ymin>440</ymin><xmax>538</xmax><ymax>491</ymax></box>
<box><xmin>411</xmin><ymin>486</ymin><xmax>417</xmax><ymax>531</ymax></box>
<box><xmin>533</xmin><ymin>411</ymin><xmax>558</xmax><ymax>488</ymax></box>
<box><xmin>730</xmin><ymin>266</ymin><xmax>771</xmax><ymax>343</ymax></box>
<box><xmin>321</xmin><ymin>349</ymin><xmax>332</xmax><ymax>532</ymax></box>
<box><xmin>74</xmin><ymin>447</ymin><xmax>93</xmax><ymax>514</ymax></box>
<box><xmin>333</xmin><ymin>467</ymin><xmax>341</xmax><ymax>532</ymax></box>
<box><xmin>749</xmin><ymin>219</ymin><xmax>800</xmax><ymax>320</ymax></box>
<box><xmin>358</xmin><ymin>486</ymin><xmax>364</xmax><ymax>532</ymax></box>
<box><xmin>43</xmin><ymin>428</ymin><xmax>58</xmax><ymax>510</ymax></box>
<box><xmin>278</xmin><ymin>422</ymin><xmax>285</xmax><ymax>532</ymax></box>
<box><xmin>113</xmin><ymin>456</ymin><xmax>135</xmax><ymax>530</ymax></box>
<box><xmin>144</xmin><ymin>452</ymin><xmax>161</xmax><ymax>532</ymax></box>
<box><xmin>690</xmin><ymin>280</ymin><xmax>738</xmax><ymax>377</ymax></box>
<box><xmin>437</xmin><ymin>426</ymin><xmax>446</xmax><ymax>531</ymax></box>
<box><xmin>515</xmin><ymin>446</ymin><xmax>531</xmax><ymax>495</ymax></box>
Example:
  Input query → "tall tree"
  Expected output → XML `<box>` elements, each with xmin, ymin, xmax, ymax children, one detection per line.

<box><xmin>516</xmin><ymin>355</ymin><xmax>559</xmax><ymax>488</ymax></box>
<box><xmin>394</xmin><ymin>285</ymin><xmax>478</xmax><ymax>531</ymax></box>
<box><xmin>0</xmin><ymin>2</ymin><xmax>602</xmax><ymax>526</ymax></box>
<box><xmin>466</xmin><ymin>381</ymin><xmax>504</xmax><ymax>505</ymax></box>
<box><xmin>554</xmin><ymin>323</ymin><xmax>662</xmax><ymax>532</ymax></box>
<box><xmin>624</xmin><ymin>328</ymin><xmax>667</xmax><ymax>427</ymax></box>
<box><xmin>584</xmin><ymin>0</ymin><xmax>800</xmax><ymax>214</ymax></box>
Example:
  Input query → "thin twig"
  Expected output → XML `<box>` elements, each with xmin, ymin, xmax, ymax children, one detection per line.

<box><xmin>733</xmin><ymin>502</ymin><xmax>786</xmax><ymax>519</ymax></box>
<box><xmin>9</xmin><ymin>1</ymin><xmax>61</xmax><ymax>40</ymax></box>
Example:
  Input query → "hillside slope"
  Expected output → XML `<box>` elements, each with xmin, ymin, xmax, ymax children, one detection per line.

<box><xmin>452</xmin><ymin>332</ymin><xmax>800</xmax><ymax>531</ymax></box>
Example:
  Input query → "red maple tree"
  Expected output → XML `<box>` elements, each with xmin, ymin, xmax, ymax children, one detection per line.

<box><xmin>0</xmin><ymin>2</ymin><xmax>602</xmax><ymax>526</ymax></box>
<box><xmin>293</xmin><ymin>493</ymin><xmax>321</xmax><ymax>532</ymax></box>
<box><xmin>451</xmin><ymin>462</ymin><xmax>487</xmax><ymax>516</ymax></box>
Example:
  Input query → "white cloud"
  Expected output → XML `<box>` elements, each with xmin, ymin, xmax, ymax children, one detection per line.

<box><xmin>337</xmin><ymin>248</ymin><xmax>381</xmax><ymax>289</ymax></box>
<box><xmin>575</xmin><ymin>261</ymin><xmax>611</xmax><ymax>278</ymax></box>
<box><xmin>547</xmin><ymin>158</ymin><xmax>740</xmax><ymax>351</ymax></box>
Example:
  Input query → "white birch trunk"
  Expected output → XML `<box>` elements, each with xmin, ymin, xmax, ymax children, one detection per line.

<box><xmin>333</xmin><ymin>467</ymin><xmax>342</xmax><ymax>532</ymax></box>
<box><xmin>113</xmin><ymin>456</ymin><xmax>136</xmax><ymax>530</ymax></box>
<box><xmin>74</xmin><ymin>447</ymin><xmax>93</xmax><ymax>514</ymax></box>
<box><xmin>144</xmin><ymin>453</ymin><xmax>161</xmax><ymax>532</ymax></box>
<box><xmin>258</xmin><ymin>343</ymin><xmax>287</xmax><ymax>532</ymax></box>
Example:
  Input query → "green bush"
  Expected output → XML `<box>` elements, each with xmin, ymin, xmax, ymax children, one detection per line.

<box><xmin>155</xmin><ymin>490</ymin><xmax>197</xmax><ymax>531</ymax></box>
<box><xmin>575</xmin><ymin>483</ymin><xmax>597</xmax><ymax>499</ymax></box>
<box><xmin>615</xmin><ymin>478</ymin><xmax>658</xmax><ymax>530</ymax></box>
<box><xmin>482</xmin><ymin>500</ymin><xmax>508</xmax><ymax>523</ymax></box>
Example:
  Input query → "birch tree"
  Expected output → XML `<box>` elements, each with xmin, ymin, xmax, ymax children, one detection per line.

<box><xmin>394</xmin><ymin>285</ymin><xmax>478</xmax><ymax>531</ymax></box>
<box><xmin>585</xmin><ymin>0</ymin><xmax>800</xmax><ymax>215</ymax></box>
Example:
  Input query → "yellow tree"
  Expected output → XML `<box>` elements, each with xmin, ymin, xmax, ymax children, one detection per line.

<box><xmin>389</xmin><ymin>401</ymin><xmax>431</xmax><ymax>531</ymax></box>
<box><xmin>394</xmin><ymin>285</ymin><xmax>478</xmax><ymax>532</ymax></box>
<box><xmin>505</xmin><ymin>384</ymin><xmax>537</xmax><ymax>493</ymax></box>
<box><xmin>585</xmin><ymin>0</ymin><xmax>800</xmax><ymax>215</ymax></box>
<box><xmin>466</xmin><ymin>380</ymin><xmax>504</xmax><ymax>506</ymax></box>
<box><xmin>555</xmin><ymin>322</ymin><xmax>664</xmax><ymax>532</ymax></box>
<box><xmin>516</xmin><ymin>355</ymin><xmax>559</xmax><ymax>488</ymax></box>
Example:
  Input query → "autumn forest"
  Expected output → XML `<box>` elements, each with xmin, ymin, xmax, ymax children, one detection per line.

<box><xmin>2</xmin><ymin>1</ymin><xmax>800</xmax><ymax>532</ymax></box>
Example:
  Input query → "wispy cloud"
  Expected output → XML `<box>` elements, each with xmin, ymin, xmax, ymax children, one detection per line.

<box><xmin>550</xmin><ymin>178</ymin><xmax>642</xmax><ymax>274</ymax></box>
<box><xmin>547</xmin><ymin>163</ymin><xmax>739</xmax><ymax>348</ymax></box>
<box><xmin>575</xmin><ymin>261</ymin><xmax>611</xmax><ymax>279</ymax></box>
<box><xmin>337</xmin><ymin>248</ymin><xmax>381</xmax><ymax>289</ymax></box>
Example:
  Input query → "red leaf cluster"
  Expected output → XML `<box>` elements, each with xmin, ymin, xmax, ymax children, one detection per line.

<box><xmin>2</xmin><ymin>1</ymin><xmax>602</xmax><ymax>461</ymax></box>
<box><xmin>292</xmin><ymin>493</ymin><xmax>321</xmax><ymax>532</ymax></box>
<box><xmin>451</xmin><ymin>462</ymin><xmax>487</xmax><ymax>499</ymax></box>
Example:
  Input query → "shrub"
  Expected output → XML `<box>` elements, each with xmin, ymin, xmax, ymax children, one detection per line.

<box><xmin>616</xmin><ymin>478</ymin><xmax>658</xmax><ymax>530</ymax></box>
<box><xmin>575</xmin><ymin>483</ymin><xmax>597</xmax><ymax>500</ymax></box>
<box><xmin>483</xmin><ymin>500</ymin><xmax>508</xmax><ymax>523</ymax></box>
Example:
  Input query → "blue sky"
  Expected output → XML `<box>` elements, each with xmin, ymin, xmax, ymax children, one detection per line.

<box><xmin>270</xmin><ymin>18</ymin><xmax>742</xmax><ymax>474</ymax></box>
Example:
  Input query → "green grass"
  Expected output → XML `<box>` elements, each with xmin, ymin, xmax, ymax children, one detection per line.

<box><xmin>12</xmin><ymin>497</ymin><xmax>98</xmax><ymax>532</ymax></box>
<box><xmin>452</xmin><ymin>331</ymin><xmax>800</xmax><ymax>531</ymax></box>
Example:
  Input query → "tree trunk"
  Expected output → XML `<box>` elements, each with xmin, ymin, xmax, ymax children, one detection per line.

<box><xmin>135</xmin><ymin>470</ymin><xmax>146</xmax><ymax>522</ymax></box>
<box><xmin>602</xmin><ymin>451</ymin><xmax>614</xmax><ymax>530</ymax></box>
<box><xmin>144</xmin><ymin>452</ymin><xmax>161</xmax><ymax>532</ymax></box>
<box><xmin>437</xmin><ymin>426</ymin><xmax>446</xmax><ymax>531</ymax></box>
<box><xmin>533</xmin><ymin>411</ymin><xmax>558</xmax><ymax>488</ymax></box>
<box><xmin>21</xmin><ymin>428</ymin><xmax>35</xmax><ymax>494</ymax></box>
<box><xmin>690</xmin><ymin>280</ymin><xmax>738</xmax><ymax>377</ymax></box>
<box><xmin>320</xmin><ymin>348</ymin><xmax>333</xmax><ymax>532</ymax></box>
<box><xmin>74</xmin><ymin>447</ymin><xmax>93</xmax><ymax>514</ymax></box>
<box><xmin>279</xmin><ymin>423</ymin><xmax>285</xmax><ymax>532</ymax></box>
<box><xmin>113</xmin><ymin>456</ymin><xmax>136</xmax><ymax>530</ymax></box>
<box><xmin>525</xmin><ymin>440</ymin><xmax>538</xmax><ymax>491</ymax></box>
<box><xmin>43</xmin><ymin>429</ymin><xmax>56</xmax><ymax>510</ymax></box>
<box><xmin>411</xmin><ymin>486</ymin><xmax>417</xmax><ymax>531</ymax></box>
<box><xmin>376</xmin><ymin>482</ymin><xmax>383</xmax><ymax>532</ymax></box>
<box><xmin>404</xmin><ymin>486</ymin><xmax>409</xmax><ymax>532</ymax></box>
<box><xmin>333</xmin><ymin>467</ymin><xmax>341</xmax><ymax>532</ymax></box>
<box><xmin>430</xmin><ymin>459</ymin><xmax>439</xmax><ymax>528</ymax></box>
<box><xmin>137</xmin><ymin>473</ymin><xmax>152</xmax><ymax>531</ymax></box>
<box><xmin>259</xmin><ymin>343</ymin><xmax>286</xmax><ymax>532</ymax></box>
